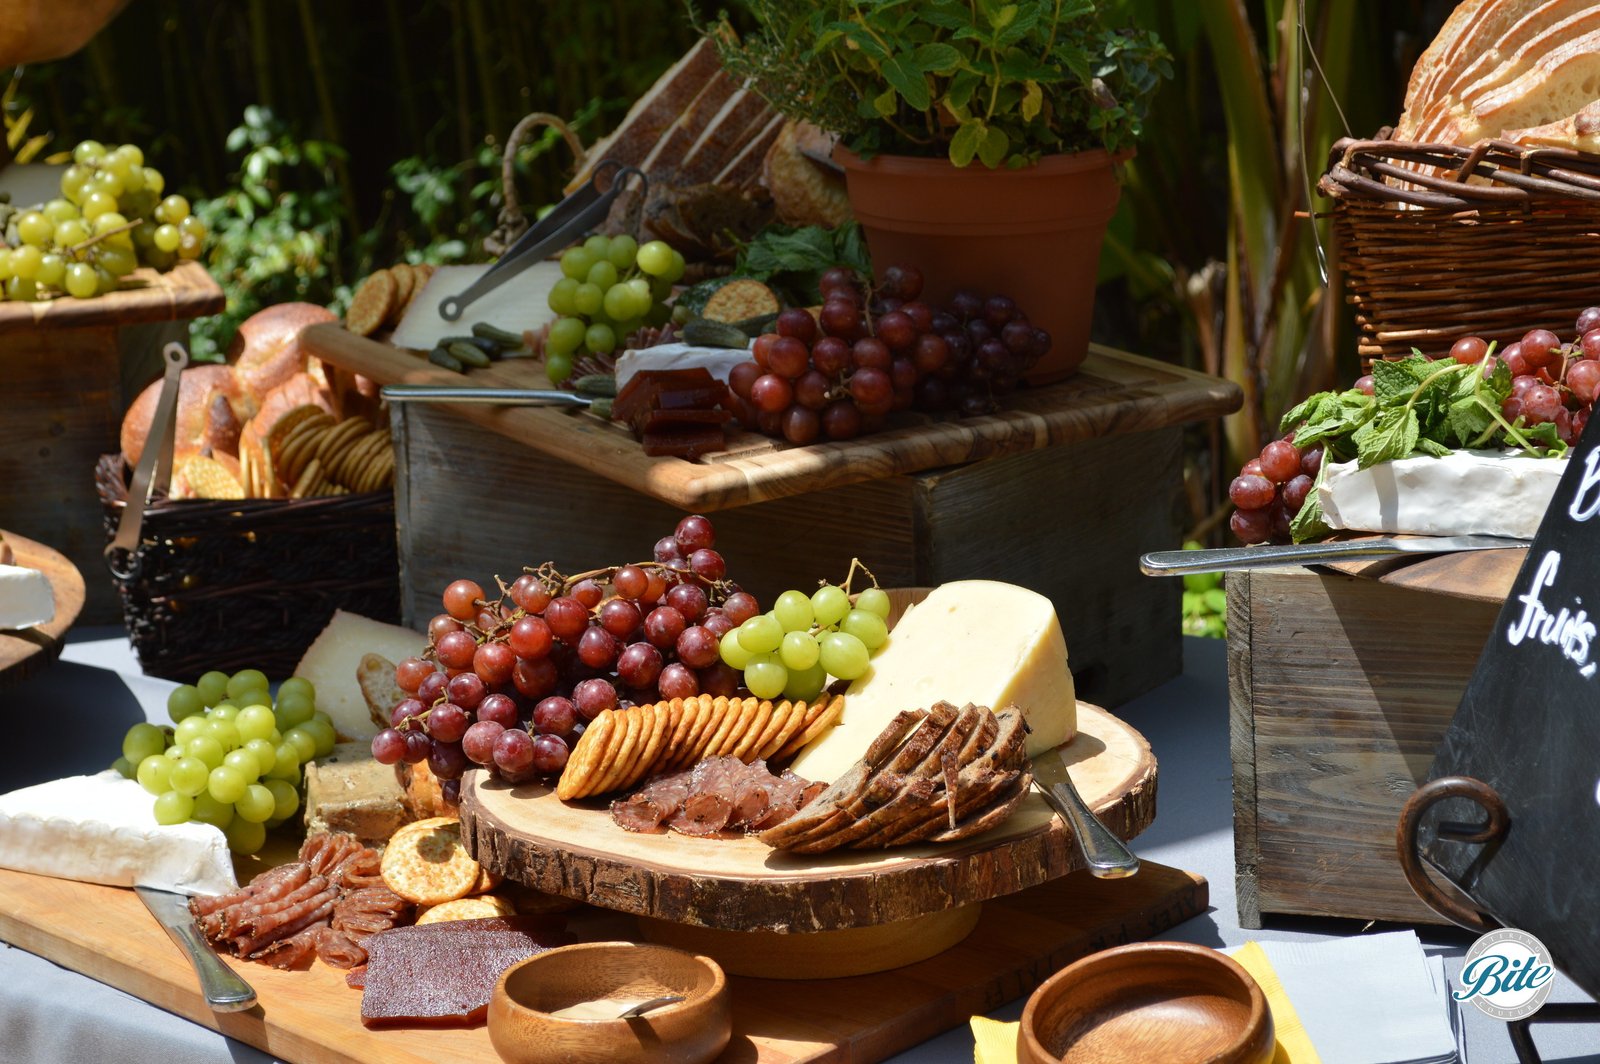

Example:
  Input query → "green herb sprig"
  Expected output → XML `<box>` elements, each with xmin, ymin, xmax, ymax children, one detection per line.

<box><xmin>1283</xmin><ymin>349</ymin><xmax>1567</xmax><ymax>541</ymax></box>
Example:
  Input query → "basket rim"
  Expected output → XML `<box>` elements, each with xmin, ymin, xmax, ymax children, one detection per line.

<box><xmin>1320</xmin><ymin>134</ymin><xmax>1600</xmax><ymax>210</ymax></box>
<box><xmin>94</xmin><ymin>452</ymin><xmax>393</xmax><ymax>514</ymax></box>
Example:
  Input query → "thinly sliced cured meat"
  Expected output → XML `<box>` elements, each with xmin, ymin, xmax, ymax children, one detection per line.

<box><xmin>261</xmin><ymin>926</ymin><xmax>321</xmax><ymax>971</ymax></box>
<box><xmin>189</xmin><ymin>862</ymin><xmax>303</xmax><ymax>917</ymax></box>
<box><xmin>611</xmin><ymin>759</ymin><xmax>817</xmax><ymax>838</ymax></box>
<box><xmin>332</xmin><ymin>886</ymin><xmax>411</xmax><ymax>936</ymax></box>
<box><xmin>223</xmin><ymin>875</ymin><xmax>331</xmax><ymax>943</ymax></box>
<box><xmin>238</xmin><ymin>892</ymin><xmax>337</xmax><ymax>958</ymax></box>
<box><xmin>314</xmin><ymin>926</ymin><xmax>370</xmax><ymax>970</ymax></box>
<box><xmin>610</xmin><ymin>792</ymin><xmax>671</xmax><ymax>833</ymax></box>
<box><xmin>668</xmin><ymin>791</ymin><xmax>733</xmax><ymax>836</ymax></box>
<box><xmin>332</xmin><ymin>849</ymin><xmax>384</xmax><ymax>890</ymax></box>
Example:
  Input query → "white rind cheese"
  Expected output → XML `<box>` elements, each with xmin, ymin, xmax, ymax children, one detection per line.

<box><xmin>0</xmin><ymin>564</ymin><xmax>54</xmax><ymax>630</ymax></box>
<box><xmin>1320</xmin><ymin>449</ymin><xmax>1564</xmax><ymax>539</ymax></box>
<box><xmin>0</xmin><ymin>772</ymin><xmax>236</xmax><ymax>896</ymax></box>
<box><xmin>790</xmin><ymin>581</ymin><xmax>1076</xmax><ymax>785</ymax></box>
<box><xmin>295</xmin><ymin>610</ymin><xmax>429</xmax><ymax>741</ymax></box>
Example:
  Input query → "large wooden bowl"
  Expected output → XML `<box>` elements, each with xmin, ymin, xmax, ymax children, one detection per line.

<box><xmin>1019</xmin><ymin>943</ymin><xmax>1273</xmax><ymax>1064</ymax></box>
<box><xmin>488</xmin><ymin>942</ymin><xmax>730</xmax><ymax>1064</ymax></box>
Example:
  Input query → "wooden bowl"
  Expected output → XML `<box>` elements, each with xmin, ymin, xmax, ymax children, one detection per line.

<box><xmin>488</xmin><ymin>941</ymin><xmax>731</xmax><ymax>1064</ymax></box>
<box><xmin>1019</xmin><ymin>942</ymin><xmax>1274</xmax><ymax>1064</ymax></box>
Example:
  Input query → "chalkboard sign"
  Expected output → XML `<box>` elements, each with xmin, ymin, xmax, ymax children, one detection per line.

<box><xmin>1424</xmin><ymin>414</ymin><xmax>1600</xmax><ymax>997</ymax></box>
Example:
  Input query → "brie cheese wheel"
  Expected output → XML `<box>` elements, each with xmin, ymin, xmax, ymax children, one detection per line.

<box><xmin>0</xmin><ymin>772</ymin><xmax>236</xmax><ymax>896</ymax></box>
<box><xmin>614</xmin><ymin>342</ymin><xmax>754</xmax><ymax>392</ymax></box>
<box><xmin>790</xmin><ymin>580</ymin><xmax>1076</xmax><ymax>785</ymax></box>
<box><xmin>0</xmin><ymin>563</ymin><xmax>54</xmax><ymax>630</ymax></box>
<box><xmin>1320</xmin><ymin>449</ymin><xmax>1563</xmax><ymax>540</ymax></box>
<box><xmin>295</xmin><ymin>610</ymin><xmax>428</xmax><ymax>741</ymax></box>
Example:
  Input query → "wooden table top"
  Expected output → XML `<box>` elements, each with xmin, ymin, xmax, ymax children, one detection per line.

<box><xmin>303</xmin><ymin>324</ymin><xmax>1241</xmax><ymax>512</ymax></box>
<box><xmin>0</xmin><ymin>260</ymin><xmax>224</xmax><ymax>337</ymax></box>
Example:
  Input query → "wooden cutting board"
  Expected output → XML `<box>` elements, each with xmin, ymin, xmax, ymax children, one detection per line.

<box><xmin>0</xmin><ymin>860</ymin><xmax>1206</xmax><ymax>1064</ymax></box>
<box><xmin>302</xmin><ymin>325</ymin><xmax>1241</xmax><ymax>511</ymax></box>
<box><xmin>464</xmin><ymin>703</ymin><xmax>1156</xmax><ymax>933</ymax></box>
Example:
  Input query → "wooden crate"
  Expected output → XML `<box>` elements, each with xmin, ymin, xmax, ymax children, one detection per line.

<box><xmin>392</xmin><ymin>402</ymin><xmax>1185</xmax><ymax>708</ymax></box>
<box><xmin>0</xmin><ymin>262</ymin><xmax>224</xmax><ymax>622</ymax></box>
<box><xmin>1226</xmin><ymin>567</ymin><xmax>1503</xmax><ymax>926</ymax></box>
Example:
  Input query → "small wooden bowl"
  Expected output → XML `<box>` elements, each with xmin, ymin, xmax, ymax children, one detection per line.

<box><xmin>1019</xmin><ymin>942</ymin><xmax>1274</xmax><ymax>1064</ymax></box>
<box><xmin>488</xmin><ymin>941</ymin><xmax>731</xmax><ymax>1064</ymax></box>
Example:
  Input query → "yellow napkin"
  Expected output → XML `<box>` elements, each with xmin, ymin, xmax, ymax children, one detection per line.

<box><xmin>970</xmin><ymin>942</ymin><xmax>1322</xmax><ymax>1064</ymax></box>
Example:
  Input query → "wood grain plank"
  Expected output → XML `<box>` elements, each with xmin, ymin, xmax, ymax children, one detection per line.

<box><xmin>0</xmin><ymin>860</ymin><xmax>1205</xmax><ymax>1064</ymax></box>
<box><xmin>1321</xmin><ymin>546</ymin><xmax>1525</xmax><ymax>605</ymax></box>
<box><xmin>1225</xmin><ymin>572</ymin><xmax>1261</xmax><ymax>929</ymax></box>
<box><xmin>1230</xmin><ymin>569</ymin><xmax>1502</xmax><ymax>924</ymax></box>
<box><xmin>305</xmin><ymin>325</ymin><xmax>1240</xmax><ymax>512</ymax></box>
<box><xmin>0</xmin><ymin>261</ymin><xmax>224</xmax><ymax>336</ymax></box>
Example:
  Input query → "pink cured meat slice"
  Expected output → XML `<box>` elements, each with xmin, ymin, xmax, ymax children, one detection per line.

<box><xmin>611</xmin><ymin>793</ymin><xmax>671</xmax><ymax>833</ymax></box>
<box><xmin>262</xmin><ymin>926</ymin><xmax>321</xmax><ymax>971</ymax></box>
<box><xmin>237</xmin><ymin>889</ymin><xmax>338</xmax><ymax>958</ymax></box>
<box><xmin>641</xmin><ymin>771</ymin><xmax>691</xmax><ymax>810</ymax></box>
<box><xmin>727</xmin><ymin>765</ymin><xmax>772</xmax><ymax>829</ymax></box>
<box><xmin>189</xmin><ymin>861</ymin><xmax>303</xmax><ymax>918</ymax></box>
<box><xmin>669</xmin><ymin>791</ymin><xmax>733</xmax><ymax>836</ymax></box>
<box><xmin>314</xmin><ymin>926</ymin><xmax>370</xmax><ymax>970</ymax></box>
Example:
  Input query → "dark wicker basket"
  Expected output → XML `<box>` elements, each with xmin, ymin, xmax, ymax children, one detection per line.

<box><xmin>95</xmin><ymin>453</ymin><xmax>401</xmax><ymax>682</ymax></box>
<box><xmin>1319</xmin><ymin>136</ymin><xmax>1600</xmax><ymax>364</ymax></box>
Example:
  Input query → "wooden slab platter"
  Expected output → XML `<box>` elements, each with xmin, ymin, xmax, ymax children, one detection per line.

<box><xmin>463</xmin><ymin>702</ymin><xmax>1154</xmax><ymax>935</ymax></box>
<box><xmin>0</xmin><ymin>859</ymin><xmax>1206</xmax><ymax>1064</ymax></box>
<box><xmin>0</xmin><ymin>260</ymin><xmax>224</xmax><ymax>336</ymax></box>
<box><xmin>302</xmin><ymin>324</ymin><xmax>1241</xmax><ymax>512</ymax></box>
<box><xmin>1320</xmin><ymin>544</ymin><xmax>1524</xmax><ymax>604</ymax></box>
<box><xmin>0</xmin><ymin>529</ymin><xmax>85</xmax><ymax>686</ymax></box>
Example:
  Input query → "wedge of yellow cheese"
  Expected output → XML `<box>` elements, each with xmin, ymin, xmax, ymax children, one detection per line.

<box><xmin>789</xmin><ymin>580</ymin><xmax>1076</xmax><ymax>784</ymax></box>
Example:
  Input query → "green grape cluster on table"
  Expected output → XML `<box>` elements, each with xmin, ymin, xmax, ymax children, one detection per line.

<box><xmin>543</xmin><ymin>235</ymin><xmax>686</xmax><ymax>384</ymax></box>
<box><xmin>115</xmin><ymin>669</ymin><xmax>336</xmax><ymax>854</ymax></box>
<box><xmin>718</xmin><ymin>584</ymin><xmax>892</xmax><ymax>702</ymax></box>
<box><xmin>0</xmin><ymin>139</ymin><xmax>207</xmax><ymax>303</ymax></box>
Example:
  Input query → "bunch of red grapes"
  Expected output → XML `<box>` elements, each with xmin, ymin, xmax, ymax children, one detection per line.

<box><xmin>727</xmin><ymin>264</ymin><xmax>1053</xmax><ymax>444</ymax></box>
<box><xmin>1229</xmin><ymin>307</ymin><xmax>1600</xmax><ymax>544</ymax></box>
<box><xmin>370</xmin><ymin>514</ymin><xmax>760</xmax><ymax>788</ymax></box>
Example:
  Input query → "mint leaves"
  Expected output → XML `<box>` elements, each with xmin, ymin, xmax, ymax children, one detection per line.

<box><xmin>1280</xmin><ymin>350</ymin><xmax>1567</xmax><ymax>542</ymax></box>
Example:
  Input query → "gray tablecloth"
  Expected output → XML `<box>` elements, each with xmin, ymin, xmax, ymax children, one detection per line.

<box><xmin>1</xmin><ymin>633</ymin><xmax>1595</xmax><ymax>1063</ymax></box>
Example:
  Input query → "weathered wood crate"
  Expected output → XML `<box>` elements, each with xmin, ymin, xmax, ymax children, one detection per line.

<box><xmin>1226</xmin><ymin>567</ymin><xmax>1502</xmax><ymax>926</ymax></box>
<box><xmin>0</xmin><ymin>261</ymin><xmax>224</xmax><ymax>622</ymax></box>
<box><xmin>391</xmin><ymin>403</ymin><xmax>1186</xmax><ymax>709</ymax></box>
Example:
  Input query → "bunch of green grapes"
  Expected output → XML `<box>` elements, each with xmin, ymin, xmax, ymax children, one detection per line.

<box><xmin>115</xmin><ymin>669</ymin><xmax>336</xmax><ymax>854</ymax></box>
<box><xmin>543</xmin><ymin>235</ymin><xmax>685</xmax><ymax>384</ymax></box>
<box><xmin>717</xmin><ymin>584</ymin><xmax>891</xmax><ymax>701</ymax></box>
<box><xmin>0</xmin><ymin>139</ymin><xmax>206</xmax><ymax>303</ymax></box>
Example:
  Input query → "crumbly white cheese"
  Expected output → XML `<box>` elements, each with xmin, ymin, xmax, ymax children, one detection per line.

<box><xmin>294</xmin><ymin>610</ymin><xmax>428</xmax><ymax>741</ymax></box>
<box><xmin>614</xmin><ymin>342</ymin><xmax>755</xmax><ymax>392</ymax></box>
<box><xmin>0</xmin><ymin>564</ymin><xmax>54</xmax><ymax>630</ymax></box>
<box><xmin>1320</xmin><ymin>449</ymin><xmax>1564</xmax><ymax>539</ymax></box>
<box><xmin>790</xmin><ymin>580</ymin><xmax>1077</xmax><ymax>785</ymax></box>
<box><xmin>0</xmin><ymin>771</ymin><xmax>236</xmax><ymax>896</ymax></box>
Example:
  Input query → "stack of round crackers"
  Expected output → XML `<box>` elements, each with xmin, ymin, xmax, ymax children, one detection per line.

<box><xmin>379</xmin><ymin>815</ymin><xmax>576</xmax><ymax>922</ymax></box>
<box><xmin>556</xmin><ymin>692</ymin><xmax>843</xmax><ymax>801</ymax></box>
<box><xmin>256</xmin><ymin>404</ymin><xmax>395</xmax><ymax>499</ymax></box>
<box><xmin>346</xmin><ymin>263</ymin><xmax>436</xmax><ymax>337</ymax></box>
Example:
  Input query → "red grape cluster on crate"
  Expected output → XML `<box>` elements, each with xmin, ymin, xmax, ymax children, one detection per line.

<box><xmin>370</xmin><ymin>515</ymin><xmax>754</xmax><ymax>794</ymax></box>
<box><xmin>728</xmin><ymin>265</ymin><xmax>1055</xmax><ymax>444</ymax></box>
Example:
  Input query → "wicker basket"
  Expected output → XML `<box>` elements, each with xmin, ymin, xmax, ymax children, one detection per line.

<box><xmin>1319</xmin><ymin>136</ymin><xmax>1600</xmax><ymax>364</ymax></box>
<box><xmin>95</xmin><ymin>453</ymin><xmax>401</xmax><ymax>682</ymax></box>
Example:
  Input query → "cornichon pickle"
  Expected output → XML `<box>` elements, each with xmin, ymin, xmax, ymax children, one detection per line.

<box><xmin>471</xmin><ymin>322</ymin><xmax>526</xmax><ymax>349</ymax></box>
<box><xmin>682</xmin><ymin>318</ymin><xmax>753</xmax><ymax>349</ymax></box>
<box><xmin>573</xmin><ymin>374</ymin><xmax>618</xmax><ymax>398</ymax></box>
<box><xmin>428</xmin><ymin>346</ymin><xmax>464</xmax><ymax>372</ymax></box>
<box><xmin>446</xmin><ymin>341</ymin><xmax>492</xmax><ymax>368</ymax></box>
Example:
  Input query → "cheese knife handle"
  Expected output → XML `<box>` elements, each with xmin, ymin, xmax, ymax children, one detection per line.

<box><xmin>1042</xmin><ymin>772</ymin><xmax>1140</xmax><ymax>880</ymax></box>
<box><xmin>1139</xmin><ymin>539</ymin><xmax>1402</xmax><ymax>575</ymax></box>
<box><xmin>169</xmin><ymin>917</ymin><xmax>258</xmax><ymax>1012</ymax></box>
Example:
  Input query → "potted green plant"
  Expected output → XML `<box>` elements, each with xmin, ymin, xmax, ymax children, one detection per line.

<box><xmin>704</xmin><ymin>0</ymin><xmax>1169</xmax><ymax>380</ymax></box>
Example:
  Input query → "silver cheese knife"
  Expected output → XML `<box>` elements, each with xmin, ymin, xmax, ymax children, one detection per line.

<box><xmin>1139</xmin><ymin>534</ymin><xmax>1529</xmax><ymax>575</ymax></box>
<box><xmin>136</xmin><ymin>886</ymin><xmax>257</xmax><ymax>1012</ymax></box>
<box><xmin>1032</xmin><ymin>755</ymin><xmax>1139</xmax><ymax>879</ymax></box>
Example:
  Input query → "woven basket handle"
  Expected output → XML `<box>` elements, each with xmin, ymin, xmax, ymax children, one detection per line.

<box><xmin>104</xmin><ymin>342</ymin><xmax>187</xmax><ymax>581</ymax></box>
<box><xmin>484</xmin><ymin>113</ymin><xmax>587</xmax><ymax>258</ymax></box>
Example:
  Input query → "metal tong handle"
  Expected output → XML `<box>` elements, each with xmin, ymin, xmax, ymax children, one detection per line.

<box><xmin>1140</xmin><ymin>539</ymin><xmax>1416</xmax><ymax>575</ymax></box>
<box><xmin>438</xmin><ymin>159</ymin><xmax>646</xmax><ymax>321</ymax></box>
<box><xmin>620</xmin><ymin>995</ymin><xmax>686</xmax><ymax>1018</ymax></box>
<box><xmin>380</xmin><ymin>384</ymin><xmax>590</xmax><ymax>407</ymax></box>
<box><xmin>105</xmin><ymin>343</ymin><xmax>188</xmax><ymax>581</ymax></box>
<box><xmin>1040</xmin><ymin>768</ymin><xmax>1140</xmax><ymax>879</ymax></box>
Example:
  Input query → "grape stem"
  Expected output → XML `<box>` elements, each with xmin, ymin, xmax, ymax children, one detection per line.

<box><xmin>65</xmin><ymin>216</ymin><xmax>144</xmax><ymax>260</ymax></box>
<box><xmin>837</xmin><ymin>557</ymin><xmax>880</xmax><ymax>597</ymax></box>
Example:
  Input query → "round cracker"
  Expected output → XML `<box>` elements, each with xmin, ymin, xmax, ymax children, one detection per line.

<box><xmin>415</xmin><ymin>894</ymin><xmax>515</xmax><ymax>925</ymax></box>
<box><xmin>275</xmin><ymin>418</ymin><xmax>330</xmax><ymax>484</ymax></box>
<box><xmin>379</xmin><ymin>821</ymin><xmax>480</xmax><ymax>905</ymax></box>
<box><xmin>729</xmin><ymin>699</ymin><xmax>774</xmax><ymax>762</ymax></box>
<box><xmin>358</xmin><ymin>447</ymin><xmax>395</xmax><ymax>494</ymax></box>
<box><xmin>776</xmin><ymin>693</ymin><xmax>845</xmax><ymax>761</ymax></box>
<box><xmin>760</xmin><ymin>697</ymin><xmax>814</xmax><ymax>761</ymax></box>
<box><xmin>593</xmin><ymin>705</ymin><xmax>644</xmax><ymax>797</ymax></box>
<box><xmin>672</xmin><ymin>694</ymin><xmax>720</xmax><ymax>771</ymax></box>
<box><xmin>390</xmin><ymin>815</ymin><xmax>464</xmax><ymax>843</ymax></box>
<box><xmin>340</xmin><ymin>431</ymin><xmax>388</xmax><ymax>487</ymax></box>
<box><xmin>290</xmin><ymin>456</ymin><xmax>322</xmax><ymax>499</ymax></box>
<box><xmin>556</xmin><ymin>710</ymin><xmax>614</xmax><ymax>800</ymax></box>
<box><xmin>346</xmin><ymin>270</ymin><xmax>396</xmax><ymax>337</ymax></box>
<box><xmin>265</xmin><ymin>404</ymin><xmax>328</xmax><ymax>459</ymax></box>
<box><xmin>701</xmin><ymin>696</ymin><xmax>746</xmax><ymax>761</ymax></box>
<box><xmin>750</xmin><ymin>699</ymin><xmax>795</xmax><ymax>762</ymax></box>
<box><xmin>618</xmin><ymin>702</ymin><xmax>670</xmax><ymax>792</ymax></box>
<box><xmin>315</xmin><ymin>416</ymin><xmax>367</xmax><ymax>468</ymax></box>
<box><xmin>385</xmin><ymin>265</ymin><xmax>415</xmax><ymax>326</ymax></box>
<box><xmin>658</xmin><ymin>697</ymin><xmax>698</xmax><ymax>771</ymax></box>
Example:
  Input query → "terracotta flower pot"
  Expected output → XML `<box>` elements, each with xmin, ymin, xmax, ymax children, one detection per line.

<box><xmin>833</xmin><ymin>146</ymin><xmax>1127</xmax><ymax>383</ymax></box>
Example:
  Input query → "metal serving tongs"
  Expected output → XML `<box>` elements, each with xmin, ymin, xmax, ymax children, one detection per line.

<box><xmin>380</xmin><ymin>385</ymin><xmax>590</xmax><ymax>407</ymax></box>
<box><xmin>437</xmin><ymin>158</ymin><xmax>647</xmax><ymax>322</ymax></box>
<box><xmin>105</xmin><ymin>342</ymin><xmax>189</xmax><ymax>582</ymax></box>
